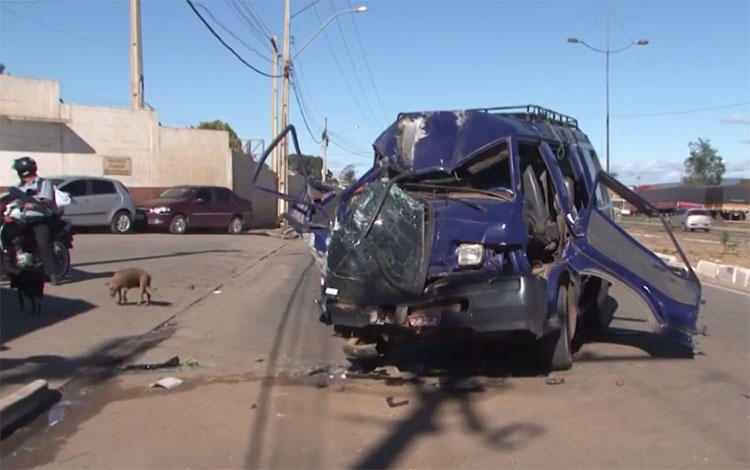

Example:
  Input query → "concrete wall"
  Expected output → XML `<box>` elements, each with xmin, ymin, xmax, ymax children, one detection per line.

<box><xmin>231</xmin><ymin>151</ymin><xmax>278</xmax><ymax>228</ymax></box>
<box><xmin>0</xmin><ymin>75</ymin><xmax>62</xmax><ymax>120</ymax></box>
<box><xmin>0</xmin><ymin>74</ymin><xmax>300</xmax><ymax>229</ymax></box>
<box><xmin>160</xmin><ymin>127</ymin><xmax>231</xmax><ymax>188</ymax></box>
<box><xmin>0</xmin><ymin>75</ymin><xmax>231</xmax><ymax>198</ymax></box>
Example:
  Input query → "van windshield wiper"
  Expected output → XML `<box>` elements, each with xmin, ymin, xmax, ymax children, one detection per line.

<box><xmin>401</xmin><ymin>182</ymin><xmax>513</xmax><ymax>201</ymax></box>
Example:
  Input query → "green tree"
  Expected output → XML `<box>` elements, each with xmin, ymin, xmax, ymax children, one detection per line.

<box><xmin>197</xmin><ymin>120</ymin><xmax>241</xmax><ymax>151</ymax></box>
<box><xmin>288</xmin><ymin>154</ymin><xmax>323</xmax><ymax>181</ymax></box>
<box><xmin>338</xmin><ymin>164</ymin><xmax>357</xmax><ymax>188</ymax></box>
<box><xmin>682</xmin><ymin>138</ymin><xmax>725</xmax><ymax>186</ymax></box>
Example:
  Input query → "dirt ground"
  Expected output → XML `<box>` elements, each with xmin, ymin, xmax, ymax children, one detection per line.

<box><xmin>619</xmin><ymin>219</ymin><xmax>750</xmax><ymax>268</ymax></box>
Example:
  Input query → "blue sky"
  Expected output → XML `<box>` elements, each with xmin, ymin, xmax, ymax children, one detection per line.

<box><xmin>1</xmin><ymin>0</ymin><xmax>748</xmax><ymax>184</ymax></box>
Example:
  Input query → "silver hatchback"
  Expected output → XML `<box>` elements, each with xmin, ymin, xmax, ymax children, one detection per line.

<box><xmin>669</xmin><ymin>208</ymin><xmax>712</xmax><ymax>232</ymax></box>
<box><xmin>48</xmin><ymin>176</ymin><xmax>136</xmax><ymax>233</ymax></box>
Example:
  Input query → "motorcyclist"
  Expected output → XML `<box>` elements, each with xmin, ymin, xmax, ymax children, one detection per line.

<box><xmin>4</xmin><ymin>156</ymin><xmax>60</xmax><ymax>285</ymax></box>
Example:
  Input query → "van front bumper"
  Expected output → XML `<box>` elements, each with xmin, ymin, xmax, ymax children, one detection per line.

<box><xmin>321</xmin><ymin>272</ymin><xmax>550</xmax><ymax>337</ymax></box>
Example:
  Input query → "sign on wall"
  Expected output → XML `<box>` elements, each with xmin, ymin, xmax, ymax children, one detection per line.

<box><xmin>103</xmin><ymin>156</ymin><xmax>132</xmax><ymax>176</ymax></box>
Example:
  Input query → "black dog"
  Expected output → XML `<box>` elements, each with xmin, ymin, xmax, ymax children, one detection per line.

<box><xmin>9</xmin><ymin>270</ymin><xmax>45</xmax><ymax>315</ymax></box>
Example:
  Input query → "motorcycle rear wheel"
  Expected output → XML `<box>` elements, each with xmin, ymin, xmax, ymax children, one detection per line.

<box><xmin>53</xmin><ymin>240</ymin><xmax>70</xmax><ymax>278</ymax></box>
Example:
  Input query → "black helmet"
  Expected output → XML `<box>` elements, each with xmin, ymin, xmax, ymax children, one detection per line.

<box><xmin>12</xmin><ymin>156</ymin><xmax>37</xmax><ymax>178</ymax></box>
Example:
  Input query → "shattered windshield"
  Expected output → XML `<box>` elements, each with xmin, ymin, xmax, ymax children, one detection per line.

<box><xmin>325</xmin><ymin>178</ymin><xmax>430</xmax><ymax>303</ymax></box>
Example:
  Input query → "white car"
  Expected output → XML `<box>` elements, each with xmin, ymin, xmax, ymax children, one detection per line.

<box><xmin>669</xmin><ymin>208</ymin><xmax>712</xmax><ymax>232</ymax></box>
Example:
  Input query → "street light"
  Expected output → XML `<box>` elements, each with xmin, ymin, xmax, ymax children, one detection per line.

<box><xmin>567</xmin><ymin>6</ymin><xmax>648</xmax><ymax>173</ymax></box>
<box><xmin>276</xmin><ymin>3</ymin><xmax>367</xmax><ymax>223</ymax></box>
<box><xmin>290</xmin><ymin>6</ymin><xmax>367</xmax><ymax>62</ymax></box>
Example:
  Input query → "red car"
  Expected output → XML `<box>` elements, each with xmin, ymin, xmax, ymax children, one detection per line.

<box><xmin>136</xmin><ymin>186</ymin><xmax>253</xmax><ymax>234</ymax></box>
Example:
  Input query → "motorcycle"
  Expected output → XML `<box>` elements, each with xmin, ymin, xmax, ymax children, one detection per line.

<box><xmin>0</xmin><ymin>187</ymin><xmax>74</xmax><ymax>280</ymax></box>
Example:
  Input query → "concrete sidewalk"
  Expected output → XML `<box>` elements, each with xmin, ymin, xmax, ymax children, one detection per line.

<box><xmin>0</xmin><ymin>233</ymin><xmax>287</xmax><ymax>398</ymax></box>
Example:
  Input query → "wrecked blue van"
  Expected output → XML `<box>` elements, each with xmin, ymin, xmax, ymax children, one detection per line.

<box><xmin>254</xmin><ymin>105</ymin><xmax>702</xmax><ymax>370</ymax></box>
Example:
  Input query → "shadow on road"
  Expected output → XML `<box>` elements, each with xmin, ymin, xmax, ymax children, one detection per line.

<box><xmin>0</xmin><ymin>288</ymin><xmax>96</xmax><ymax>345</ymax></box>
<box><xmin>0</xmin><ymin>327</ymin><xmax>175</xmax><ymax>457</ymax></box>
<box><xmin>59</xmin><ymin>268</ymin><xmax>114</xmax><ymax>285</ymax></box>
<box><xmin>352</xmin><ymin>377</ymin><xmax>544</xmax><ymax>470</ymax></box>
<box><xmin>71</xmin><ymin>249</ymin><xmax>241</xmax><ymax>268</ymax></box>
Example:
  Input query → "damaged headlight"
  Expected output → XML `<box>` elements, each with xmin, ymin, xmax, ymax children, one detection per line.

<box><xmin>457</xmin><ymin>243</ymin><xmax>484</xmax><ymax>267</ymax></box>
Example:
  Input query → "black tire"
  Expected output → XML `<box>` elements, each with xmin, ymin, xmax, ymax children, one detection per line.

<box><xmin>227</xmin><ymin>216</ymin><xmax>244</xmax><ymax>234</ymax></box>
<box><xmin>582</xmin><ymin>279</ymin><xmax>612</xmax><ymax>330</ymax></box>
<box><xmin>53</xmin><ymin>240</ymin><xmax>70</xmax><ymax>278</ymax></box>
<box><xmin>169</xmin><ymin>215</ymin><xmax>188</xmax><ymax>234</ymax></box>
<box><xmin>110</xmin><ymin>211</ymin><xmax>133</xmax><ymax>234</ymax></box>
<box><xmin>539</xmin><ymin>284</ymin><xmax>573</xmax><ymax>371</ymax></box>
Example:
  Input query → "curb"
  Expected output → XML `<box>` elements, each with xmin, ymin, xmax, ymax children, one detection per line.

<box><xmin>654</xmin><ymin>252</ymin><xmax>750</xmax><ymax>292</ymax></box>
<box><xmin>0</xmin><ymin>379</ymin><xmax>61</xmax><ymax>440</ymax></box>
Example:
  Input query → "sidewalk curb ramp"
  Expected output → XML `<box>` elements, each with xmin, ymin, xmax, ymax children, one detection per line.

<box><xmin>0</xmin><ymin>380</ymin><xmax>61</xmax><ymax>440</ymax></box>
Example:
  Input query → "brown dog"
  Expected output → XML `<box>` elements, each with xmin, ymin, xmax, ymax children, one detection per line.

<box><xmin>105</xmin><ymin>268</ymin><xmax>154</xmax><ymax>306</ymax></box>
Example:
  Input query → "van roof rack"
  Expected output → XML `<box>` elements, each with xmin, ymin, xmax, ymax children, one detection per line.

<box><xmin>470</xmin><ymin>105</ymin><xmax>579</xmax><ymax>128</ymax></box>
<box><xmin>396</xmin><ymin>105</ymin><xmax>579</xmax><ymax>129</ymax></box>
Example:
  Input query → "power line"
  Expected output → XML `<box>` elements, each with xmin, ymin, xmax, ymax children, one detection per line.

<box><xmin>291</xmin><ymin>79</ymin><xmax>321</xmax><ymax>144</ymax></box>
<box><xmin>194</xmin><ymin>2</ymin><xmax>270</xmax><ymax>63</ymax></box>
<box><xmin>223</xmin><ymin>0</ymin><xmax>271</xmax><ymax>52</ymax></box>
<box><xmin>312</xmin><ymin>3</ymin><xmax>377</xmax><ymax>128</ymax></box>
<box><xmin>238</xmin><ymin>0</ymin><xmax>272</xmax><ymax>38</ymax></box>
<box><xmin>0</xmin><ymin>4</ymin><xmax>123</xmax><ymax>49</ymax></box>
<box><xmin>346</xmin><ymin>0</ymin><xmax>389</xmax><ymax>121</ymax></box>
<box><xmin>617</xmin><ymin>101</ymin><xmax>750</xmax><ymax>117</ymax></box>
<box><xmin>329</xmin><ymin>0</ymin><xmax>380</xmax><ymax>126</ymax></box>
<box><xmin>185</xmin><ymin>0</ymin><xmax>279</xmax><ymax>78</ymax></box>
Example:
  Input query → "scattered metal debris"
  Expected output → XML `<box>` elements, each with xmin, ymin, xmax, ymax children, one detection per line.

<box><xmin>123</xmin><ymin>356</ymin><xmax>180</xmax><ymax>371</ymax></box>
<box><xmin>184</xmin><ymin>358</ymin><xmax>199</xmax><ymax>367</ymax></box>
<box><xmin>251</xmin><ymin>403</ymin><xmax>258</xmax><ymax>409</ymax></box>
<box><xmin>698</xmin><ymin>325</ymin><xmax>710</xmax><ymax>336</ymax></box>
<box><xmin>544</xmin><ymin>377</ymin><xmax>565</xmax><ymax>385</ymax></box>
<box><xmin>149</xmin><ymin>377</ymin><xmax>183</xmax><ymax>390</ymax></box>
<box><xmin>386</xmin><ymin>396</ymin><xmax>409</xmax><ymax>408</ymax></box>
<box><xmin>213</xmin><ymin>289</ymin><xmax>222</xmax><ymax>294</ymax></box>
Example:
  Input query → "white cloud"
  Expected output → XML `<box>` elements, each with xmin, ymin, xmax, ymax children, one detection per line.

<box><xmin>720</xmin><ymin>113</ymin><xmax>750</xmax><ymax>125</ymax></box>
<box><xmin>741</xmin><ymin>139</ymin><xmax>750</xmax><ymax>145</ymax></box>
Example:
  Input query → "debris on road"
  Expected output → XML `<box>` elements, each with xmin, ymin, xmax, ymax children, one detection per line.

<box><xmin>698</xmin><ymin>325</ymin><xmax>710</xmax><ymax>336</ymax></box>
<box><xmin>184</xmin><ymin>358</ymin><xmax>199</xmax><ymax>367</ymax></box>
<box><xmin>386</xmin><ymin>396</ymin><xmax>409</xmax><ymax>408</ymax></box>
<box><xmin>213</xmin><ymin>289</ymin><xmax>222</xmax><ymax>294</ymax></box>
<box><xmin>255</xmin><ymin>358</ymin><xmax>265</xmax><ymax>363</ymax></box>
<box><xmin>544</xmin><ymin>377</ymin><xmax>565</xmax><ymax>386</ymax></box>
<box><xmin>616</xmin><ymin>380</ymin><xmax>625</xmax><ymax>387</ymax></box>
<box><xmin>124</xmin><ymin>356</ymin><xmax>180</xmax><ymax>371</ymax></box>
<box><xmin>251</xmin><ymin>403</ymin><xmax>258</xmax><ymax>409</ymax></box>
<box><xmin>149</xmin><ymin>377</ymin><xmax>184</xmax><ymax>390</ymax></box>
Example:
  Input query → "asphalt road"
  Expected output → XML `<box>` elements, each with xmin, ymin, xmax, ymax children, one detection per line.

<box><xmin>1</xmin><ymin>237</ymin><xmax>748</xmax><ymax>469</ymax></box>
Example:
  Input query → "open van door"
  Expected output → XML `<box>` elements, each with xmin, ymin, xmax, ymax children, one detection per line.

<box><xmin>252</xmin><ymin>125</ymin><xmax>337</xmax><ymax>261</ymax></box>
<box><xmin>566</xmin><ymin>171</ymin><xmax>702</xmax><ymax>347</ymax></box>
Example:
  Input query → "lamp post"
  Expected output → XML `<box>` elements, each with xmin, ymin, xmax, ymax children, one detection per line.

<box><xmin>277</xmin><ymin>3</ymin><xmax>367</xmax><ymax>222</ymax></box>
<box><xmin>568</xmin><ymin>5</ymin><xmax>648</xmax><ymax>173</ymax></box>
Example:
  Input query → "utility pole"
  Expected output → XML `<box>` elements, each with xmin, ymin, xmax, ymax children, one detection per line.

<box><xmin>321</xmin><ymin>117</ymin><xmax>329</xmax><ymax>183</ymax></box>
<box><xmin>270</xmin><ymin>35</ymin><xmax>279</xmax><ymax>173</ymax></box>
<box><xmin>278</xmin><ymin>0</ymin><xmax>292</xmax><ymax>225</ymax></box>
<box><xmin>129</xmin><ymin>0</ymin><xmax>144</xmax><ymax>109</ymax></box>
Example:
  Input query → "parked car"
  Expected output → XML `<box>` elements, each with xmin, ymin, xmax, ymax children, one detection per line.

<box><xmin>669</xmin><ymin>208</ymin><xmax>712</xmax><ymax>232</ymax></box>
<box><xmin>254</xmin><ymin>105</ymin><xmax>702</xmax><ymax>371</ymax></box>
<box><xmin>48</xmin><ymin>176</ymin><xmax>136</xmax><ymax>233</ymax></box>
<box><xmin>136</xmin><ymin>185</ymin><xmax>253</xmax><ymax>234</ymax></box>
